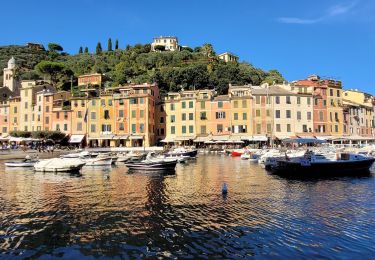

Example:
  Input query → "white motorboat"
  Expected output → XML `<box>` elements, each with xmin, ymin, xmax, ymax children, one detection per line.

<box><xmin>61</xmin><ymin>151</ymin><xmax>90</xmax><ymax>159</ymax></box>
<box><xmin>4</xmin><ymin>156</ymin><xmax>39</xmax><ymax>167</ymax></box>
<box><xmin>165</xmin><ymin>147</ymin><xmax>198</xmax><ymax>158</ymax></box>
<box><xmin>34</xmin><ymin>158</ymin><xmax>86</xmax><ymax>172</ymax></box>
<box><xmin>116</xmin><ymin>151</ymin><xmax>145</xmax><ymax>163</ymax></box>
<box><xmin>5</xmin><ymin>160</ymin><xmax>38</xmax><ymax>167</ymax></box>
<box><xmin>259</xmin><ymin>150</ymin><xmax>305</xmax><ymax>169</ymax></box>
<box><xmin>84</xmin><ymin>157</ymin><xmax>113</xmax><ymax>166</ymax></box>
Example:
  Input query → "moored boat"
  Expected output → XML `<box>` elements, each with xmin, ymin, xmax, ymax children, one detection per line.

<box><xmin>5</xmin><ymin>160</ymin><xmax>38</xmax><ymax>167</ymax></box>
<box><xmin>270</xmin><ymin>151</ymin><xmax>375</xmax><ymax>176</ymax></box>
<box><xmin>4</xmin><ymin>156</ymin><xmax>39</xmax><ymax>167</ymax></box>
<box><xmin>125</xmin><ymin>153</ymin><xmax>178</xmax><ymax>171</ymax></box>
<box><xmin>34</xmin><ymin>158</ymin><xmax>86</xmax><ymax>172</ymax></box>
<box><xmin>165</xmin><ymin>147</ymin><xmax>198</xmax><ymax>158</ymax></box>
<box><xmin>231</xmin><ymin>149</ymin><xmax>244</xmax><ymax>157</ymax></box>
<box><xmin>84</xmin><ymin>157</ymin><xmax>112</xmax><ymax>166</ymax></box>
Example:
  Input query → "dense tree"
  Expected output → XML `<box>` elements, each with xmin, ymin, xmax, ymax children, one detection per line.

<box><xmin>262</xmin><ymin>69</ymin><xmax>285</xmax><ymax>85</ymax></box>
<box><xmin>31</xmin><ymin>130</ymin><xmax>66</xmax><ymax>141</ymax></box>
<box><xmin>96</xmin><ymin>42</ymin><xmax>102</xmax><ymax>54</ymax></box>
<box><xmin>1</xmin><ymin>43</ymin><xmax>284</xmax><ymax>95</ymax></box>
<box><xmin>115</xmin><ymin>39</ymin><xmax>119</xmax><ymax>50</ymax></box>
<box><xmin>9</xmin><ymin>131</ymin><xmax>31</xmax><ymax>138</ymax></box>
<box><xmin>181</xmin><ymin>46</ymin><xmax>193</xmax><ymax>52</ymax></box>
<box><xmin>35</xmin><ymin>61</ymin><xmax>71</xmax><ymax>87</ymax></box>
<box><xmin>78</xmin><ymin>46</ymin><xmax>83</xmax><ymax>54</ymax></box>
<box><xmin>84</xmin><ymin>47</ymin><xmax>89</xmax><ymax>53</ymax></box>
<box><xmin>48</xmin><ymin>43</ymin><xmax>63</xmax><ymax>52</ymax></box>
<box><xmin>108</xmin><ymin>38</ymin><xmax>112</xmax><ymax>52</ymax></box>
<box><xmin>154</xmin><ymin>45</ymin><xmax>165</xmax><ymax>52</ymax></box>
<box><xmin>200</xmin><ymin>43</ymin><xmax>215</xmax><ymax>58</ymax></box>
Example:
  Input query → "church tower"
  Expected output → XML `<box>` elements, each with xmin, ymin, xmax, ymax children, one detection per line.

<box><xmin>3</xmin><ymin>57</ymin><xmax>19</xmax><ymax>93</ymax></box>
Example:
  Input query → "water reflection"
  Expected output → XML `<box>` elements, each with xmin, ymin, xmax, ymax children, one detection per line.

<box><xmin>0</xmin><ymin>155</ymin><xmax>375</xmax><ymax>258</ymax></box>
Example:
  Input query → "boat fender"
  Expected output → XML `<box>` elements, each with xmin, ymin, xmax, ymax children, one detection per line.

<box><xmin>222</xmin><ymin>183</ymin><xmax>228</xmax><ymax>194</ymax></box>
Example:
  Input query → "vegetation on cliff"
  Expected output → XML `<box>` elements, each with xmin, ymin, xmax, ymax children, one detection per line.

<box><xmin>0</xmin><ymin>41</ymin><xmax>285</xmax><ymax>94</ymax></box>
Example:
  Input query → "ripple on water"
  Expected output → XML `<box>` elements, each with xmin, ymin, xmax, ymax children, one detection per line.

<box><xmin>1</xmin><ymin>155</ymin><xmax>375</xmax><ymax>258</ymax></box>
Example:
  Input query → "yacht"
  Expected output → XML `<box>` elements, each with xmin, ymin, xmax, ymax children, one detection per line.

<box><xmin>270</xmin><ymin>151</ymin><xmax>375</xmax><ymax>176</ymax></box>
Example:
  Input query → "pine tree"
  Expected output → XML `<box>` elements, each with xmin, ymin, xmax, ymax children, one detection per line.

<box><xmin>115</xmin><ymin>39</ymin><xmax>119</xmax><ymax>50</ymax></box>
<box><xmin>84</xmin><ymin>47</ymin><xmax>89</xmax><ymax>53</ymax></box>
<box><xmin>78</xmin><ymin>46</ymin><xmax>83</xmax><ymax>54</ymax></box>
<box><xmin>96</xmin><ymin>42</ymin><xmax>102</xmax><ymax>54</ymax></box>
<box><xmin>108</xmin><ymin>38</ymin><xmax>112</xmax><ymax>51</ymax></box>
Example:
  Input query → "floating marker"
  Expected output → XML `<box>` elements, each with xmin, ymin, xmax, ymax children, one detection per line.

<box><xmin>222</xmin><ymin>183</ymin><xmax>228</xmax><ymax>194</ymax></box>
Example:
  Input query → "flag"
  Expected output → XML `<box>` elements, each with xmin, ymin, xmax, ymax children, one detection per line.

<box><xmin>84</xmin><ymin>109</ymin><xmax>88</xmax><ymax>123</ymax></box>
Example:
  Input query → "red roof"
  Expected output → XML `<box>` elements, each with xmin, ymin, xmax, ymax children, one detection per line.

<box><xmin>294</xmin><ymin>80</ymin><xmax>318</xmax><ymax>86</ymax></box>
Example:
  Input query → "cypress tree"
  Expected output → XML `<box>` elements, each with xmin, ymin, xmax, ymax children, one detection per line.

<box><xmin>78</xmin><ymin>46</ymin><xmax>83</xmax><ymax>54</ymax></box>
<box><xmin>84</xmin><ymin>47</ymin><xmax>89</xmax><ymax>53</ymax></box>
<box><xmin>108</xmin><ymin>38</ymin><xmax>112</xmax><ymax>51</ymax></box>
<box><xmin>96</xmin><ymin>42</ymin><xmax>102</xmax><ymax>54</ymax></box>
<box><xmin>115</xmin><ymin>39</ymin><xmax>119</xmax><ymax>50</ymax></box>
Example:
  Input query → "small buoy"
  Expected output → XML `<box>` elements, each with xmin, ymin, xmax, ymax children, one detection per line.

<box><xmin>222</xmin><ymin>183</ymin><xmax>228</xmax><ymax>194</ymax></box>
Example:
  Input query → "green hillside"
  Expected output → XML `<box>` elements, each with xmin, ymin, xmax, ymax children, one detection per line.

<box><xmin>0</xmin><ymin>43</ymin><xmax>285</xmax><ymax>94</ymax></box>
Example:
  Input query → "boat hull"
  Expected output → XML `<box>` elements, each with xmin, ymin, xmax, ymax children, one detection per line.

<box><xmin>34</xmin><ymin>165</ymin><xmax>85</xmax><ymax>172</ymax></box>
<box><xmin>125</xmin><ymin>160</ymin><xmax>177</xmax><ymax>171</ymax></box>
<box><xmin>270</xmin><ymin>158</ymin><xmax>375</xmax><ymax>176</ymax></box>
<box><xmin>84</xmin><ymin>158</ymin><xmax>112</xmax><ymax>166</ymax></box>
<box><xmin>231</xmin><ymin>151</ymin><xmax>243</xmax><ymax>157</ymax></box>
<box><xmin>165</xmin><ymin>150</ymin><xmax>197</xmax><ymax>158</ymax></box>
<box><xmin>5</xmin><ymin>162</ymin><xmax>37</xmax><ymax>167</ymax></box>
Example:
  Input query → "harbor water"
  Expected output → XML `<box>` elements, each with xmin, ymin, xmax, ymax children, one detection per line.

<box><xmin>1</xmin><ymin>154</ymin><xmax>375</xmax><ymax>258</ymax></box>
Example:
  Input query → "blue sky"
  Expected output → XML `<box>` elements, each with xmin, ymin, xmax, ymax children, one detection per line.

<box><xmin>2</xmin><ymin>0</ymin><xmax>375</xmax><ymax>94</ymax></box>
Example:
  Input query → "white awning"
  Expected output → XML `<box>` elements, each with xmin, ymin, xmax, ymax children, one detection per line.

<box><xmin>175</xmin><ymin>136</ymin><xmax>195</xmax><ymax>141</ymax></box>
<box><xmin>240</xmin><ymin>136</ymin><xmax>268</xmax><ymax>141</ymax></box>
<box><xmin>315</xmin><ymin>136</ymin><xmax>334</xmax><ymax>140</ymax></box>
<box><xmin>212</xmin><ymin>135</ymin><xmax>230</xmax><ymax>141</ymax></box>
<box><xmin>253</xmin><ymin>136</ymin><xmax>268</xmax><ymax>141</ymax></box>
<box><xmin>194</xmin><ymin>136</ymin><xmax>211</xmax><ymax>142</ymax></box>
<box><xmin>69</xmin><ymin>134</ymin><xmax>85</xmax><ymax>143</ymax></box>
<box><xmin>112</xmin><ymin>135</ymin><xmax>129</xmax><ymax>140</ymax></box>
<box><xmin>9</xmin><ymin>137</ymin><xmax>23</xmax><ymax>142</ymax></box>
<box><xmin>229</xmin><ymin>135</ymin><xmax>242</xmax><ymax>141</ymax></box>
<box><xmin>161</xmin><ymin>137</ymin><xmax>175</xmax><ymax>143</ymax></box>
<box><xmin>0</xmin><ymin>134</ymin><xmax>9</xmax><ymax>141</ymax></box>
<box><xmin>275</xmin><ymin>134</ymin><xmax>291</xmax><ymax>140</ymax></box>
<box><xmin>9</xmin><ymin>137</ymin><xmax>40</xmax><ymax>142</ymax></box>
<box><xmin>129</xmin><ymin>135</ymin><xmax>144</xmax><ymax>140</ymax></box>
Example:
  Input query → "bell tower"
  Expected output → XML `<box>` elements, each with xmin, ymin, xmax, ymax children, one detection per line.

<box><xmin>3</xmin><ymin>56</ymin><xmax>19</xmax><ymax>93</ymax></box>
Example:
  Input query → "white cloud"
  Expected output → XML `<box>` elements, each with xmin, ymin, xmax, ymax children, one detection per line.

<box><xmin>277</xmin><ymin>1</ymin><xmax>358</xmax><ymax>25</ymax></box>
<box><xmin>277</xmin><ymin>17</ymin><xmax>322</xmax><ymax>25</ymax></box>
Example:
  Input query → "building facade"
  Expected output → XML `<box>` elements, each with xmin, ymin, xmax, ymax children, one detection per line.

<box><xmin>151</xmin><ymin>36</ymin><xmax>179</xmax><ymax>52</ymax></box>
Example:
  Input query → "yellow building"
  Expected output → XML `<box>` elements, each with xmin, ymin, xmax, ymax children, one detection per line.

<box><xmin>8</xmin><ymin>96</ymin><xmax>20</xmax><ymax>132</ymax></box>
<box><xmin>228</xmin><ymin>85</ymin><xmax>253</xmax><ymax>140</ymax></box>
<box><xmin>195</xmin><ymin>90</ymin><xmax>216</xmax><ymax>138</ymax></box>
<box><xmin>163</xmin><ymin>90</ymin><xmax>197</xmax><ymax>144</ymax></box>
<box><xmin>326</xmin><ymin>80</ymin><xmax>343</xmax><ymax>136</ymax></box>
<box><xmin>344</xmin><ymin>89</ymin><xmax>374</xmax><ymax>137</ymax></box>
<box><xmin>218</xmin><ymin>52</ymin><xmax>239</xmax><ymax>63</ymax></box>
<box><xmin>19</xmin><ymin>80</ymin><xmax>35</xmax><ymax>132</ymax></box>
